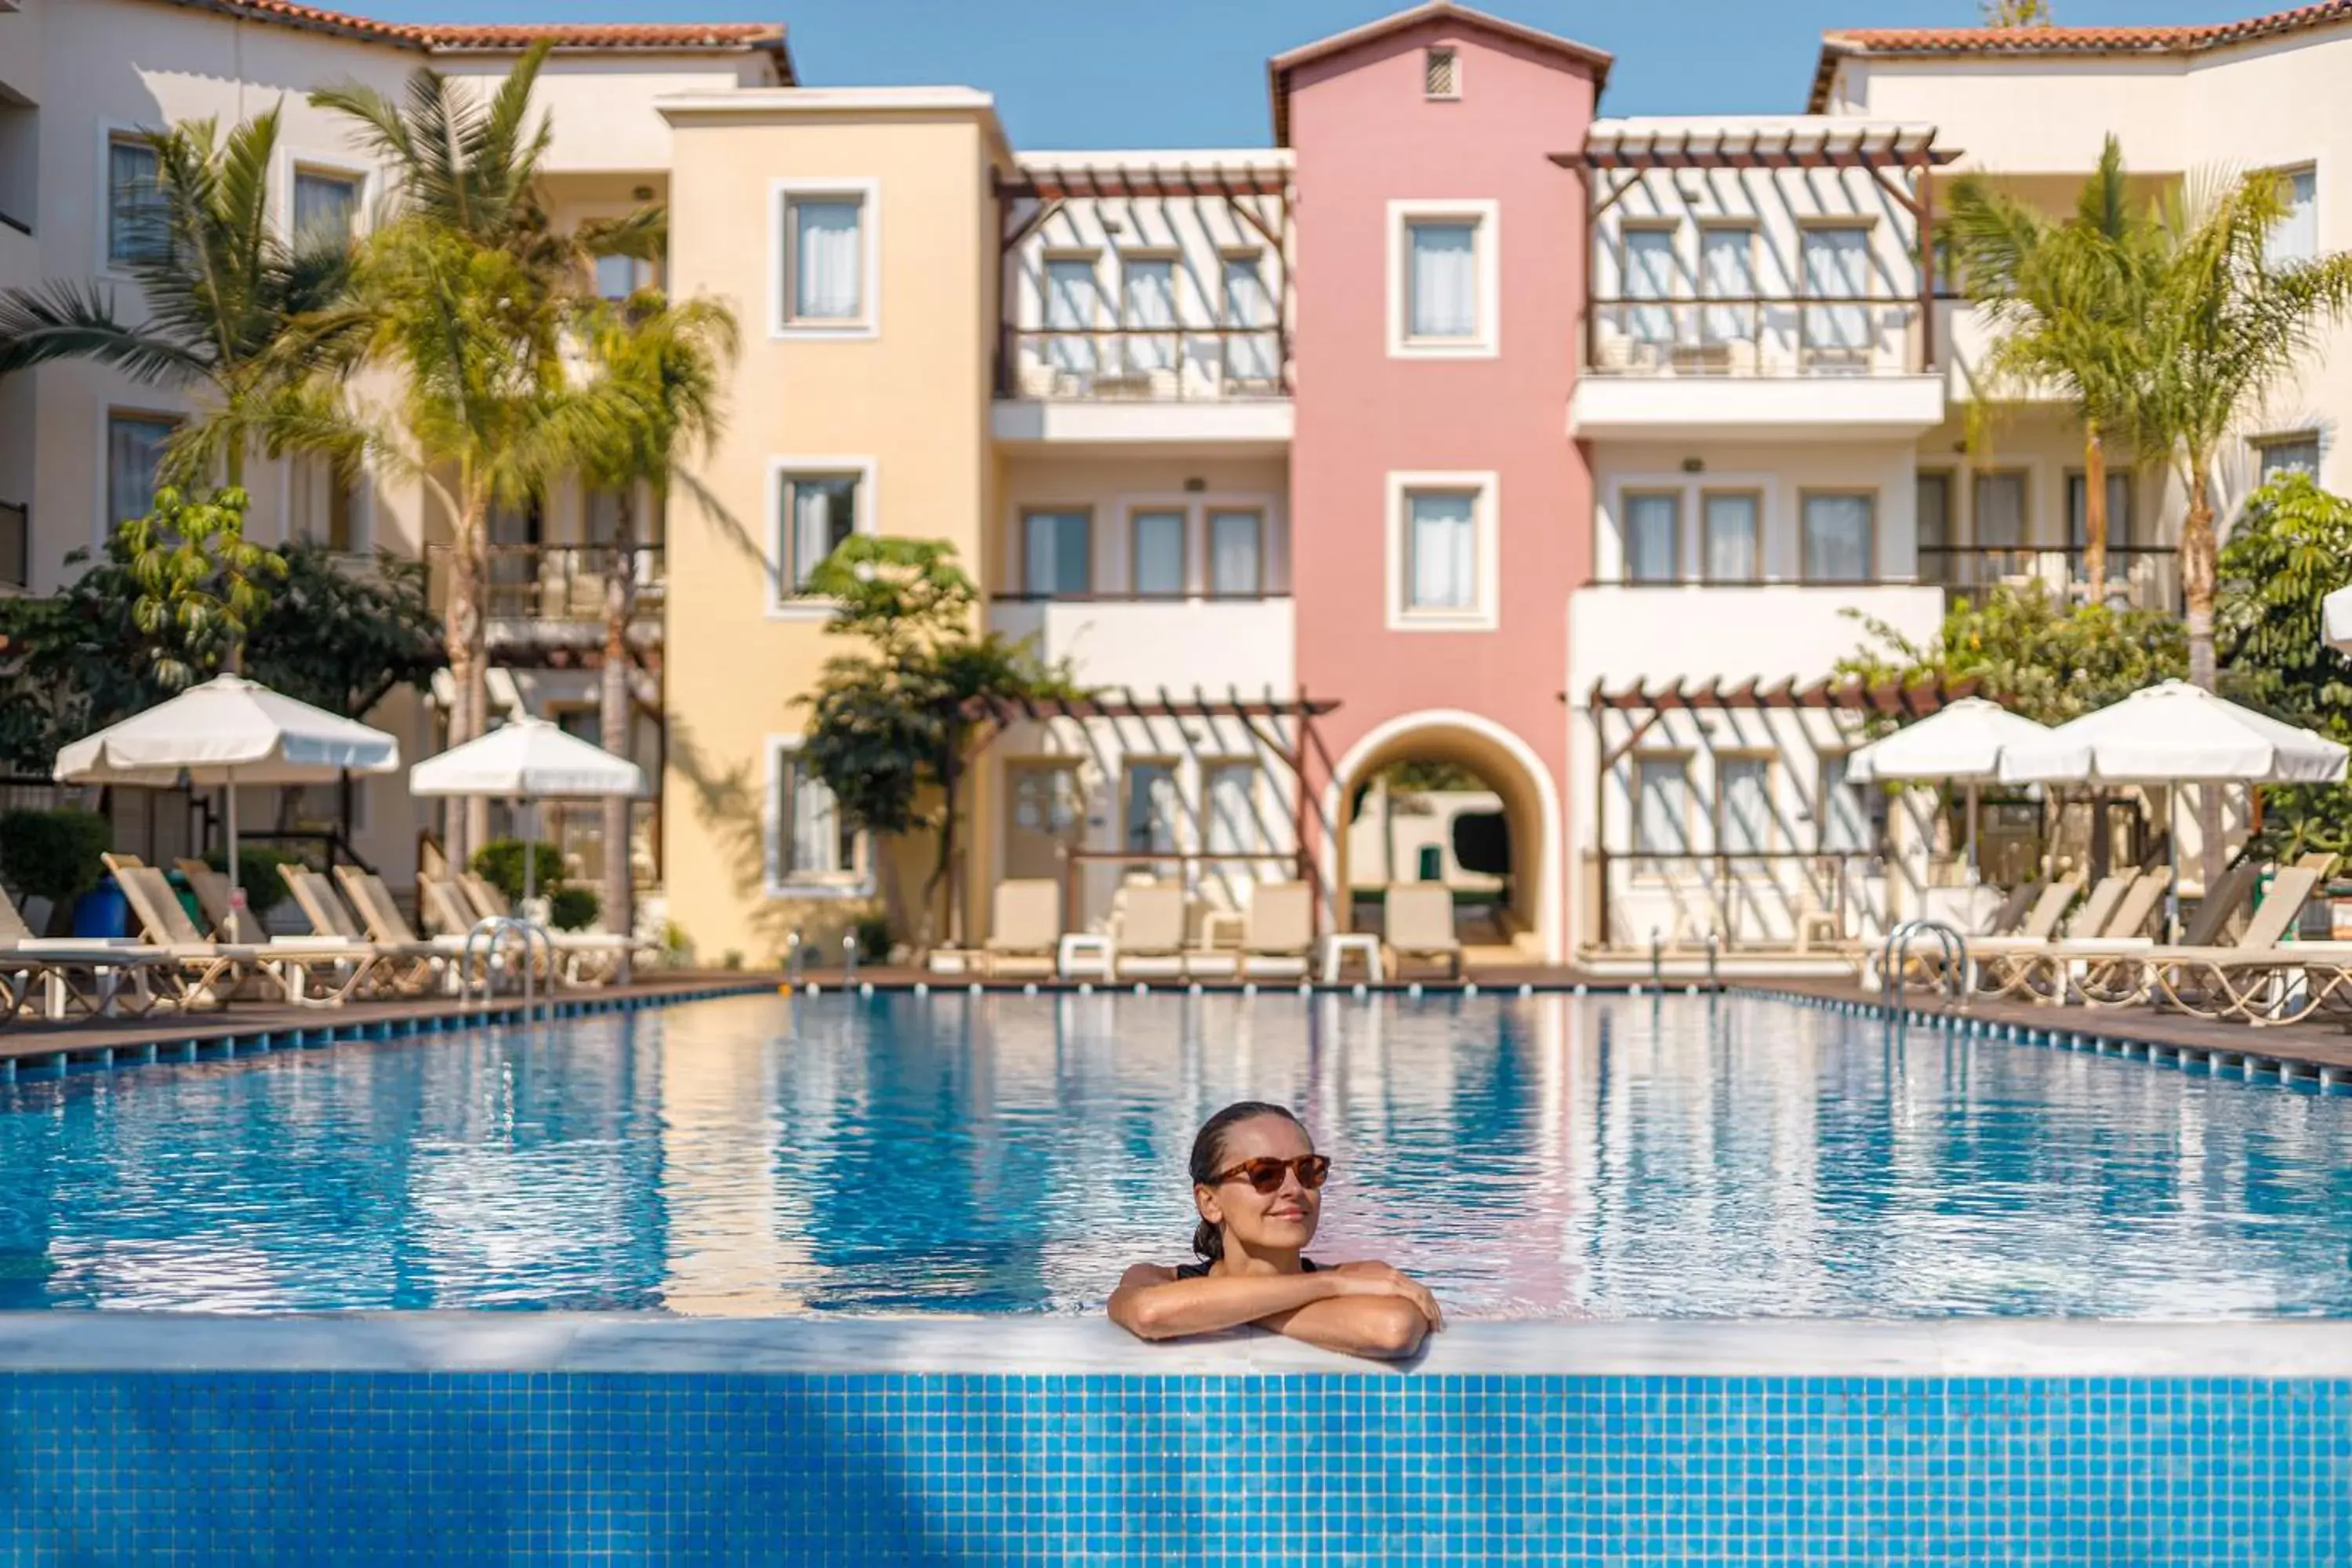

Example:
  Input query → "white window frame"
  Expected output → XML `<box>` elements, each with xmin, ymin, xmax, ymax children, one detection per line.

<box><xmin>1385</xmin><ymin>469</ymin><xmax>1499</xmax><ymax>632</ymax></box>
<box><xmin>1387</xmin><ymin>198</ymin><xmax>1501</xmax><ymax>359</ymax></box>
<box><xmin>770</xmin><ymin>177</ymin><xmax>880</xmax><ymax>340</ymax></box>
<box><xmin>2265</xmin><ymin>163</ymin><xmax>2318</xmax><ymax>265</ymax></box>
<box><xmin>98</xmin><ymin>120</ymin><xmax>163</xmax><ymax>281</ymax></box>
<box><xmin>766</xmin><ymin>455</ymin><xmax>877</xmax><ymax>619</ymax></box>
<box><xmin>279</xmin><ymin>149</ymin><xmax>372</xmax><ymax>247</ymax></box>
<box><xmin>764</xmin><ymin>735</ymin><xmax>872</xmax><ymax>899</ymax></box>
<box><xmin>1606</xmin><ymin>473</ymin><xmax>1777</xmax><ymax>581</ymax></box>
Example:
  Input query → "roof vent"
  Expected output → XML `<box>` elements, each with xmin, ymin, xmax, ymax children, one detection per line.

<box><xmin>1425</xmin><ymin>47</ymin><xmax>1460</xmax><ymax>100</ymax></box>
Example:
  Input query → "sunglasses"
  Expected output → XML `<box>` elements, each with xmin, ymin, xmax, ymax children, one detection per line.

<box><xmin>1207</xmin><ymin>1155</ymin><xmax>1331</xmax><ymax>1194</ymax></box>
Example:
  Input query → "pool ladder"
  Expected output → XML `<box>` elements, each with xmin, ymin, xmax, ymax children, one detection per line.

<box><xmin>1879</xmin><ymin>919</ymin><xmax>1969</xmax><ymax>1011</ymax></box>
<box><xmin>460</xmin><ymin>915</ymin><xmax>557</xmax><ymax>1022</ymax></box>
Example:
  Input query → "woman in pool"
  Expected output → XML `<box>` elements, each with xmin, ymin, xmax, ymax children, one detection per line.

<box><xmin>1109</xmin><ymin>1101</ymin><xmax>1442</xmax><ymax>1361</ymax></box>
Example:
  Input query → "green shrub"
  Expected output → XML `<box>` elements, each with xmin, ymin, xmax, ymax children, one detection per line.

<box><xmin>547</xmin><ymin>885</ymin><xmax>600</xmax><ymax>932</ymax></box>
<box><xmin>852</xmin><ymin>914</ymin><xmax>894</xmax><ymax>960</ymax></box>
<box><xmin>471</xmin><ymin>838</ymin><xmax>568</xmax><ymax>902</ymax></box>
<box><xmin>0</xmin><ymin>808</ymin><xmax>113</xmax><ymax>906</ymax></box>
<box><xmin>203</xmin><ymin>846</ymin><xmax>301</xmax><ymax>920</ymax></box>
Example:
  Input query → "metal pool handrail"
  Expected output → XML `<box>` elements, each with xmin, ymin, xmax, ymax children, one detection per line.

<box><xmin>460</xmin><ymin>916</ymin><xmax>557</xmax><ymax>1022</ymax></box>
<box><xmin>1881</xmin><ymin>919</ymin><xmax>1968</xmax><ymax>1011</ymax></box>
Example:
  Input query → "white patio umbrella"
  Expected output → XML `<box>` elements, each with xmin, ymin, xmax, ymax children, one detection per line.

<box><xmin>2323</xmin><ymin>583</ymin><xmax>2352</xmax><ymax>655</ymax></box>
<box><xmin>1999</xmin><ymin>680</ymin><xmax>2347</xmax><ymax>935</ymax></box>
<box><xmin>408</xmin><ymin>717</ymin><xmax>646</xmax><ymax>909</ymax></box>
<box><xmin>53</xmin><ymin>673</ymin><xmax>401</xmax><ymax>916</ymax></box>
<box><xmin>1846</xmin><ymin>696</ymin><xmax>2053</xmax><ymax>873</ymax></box>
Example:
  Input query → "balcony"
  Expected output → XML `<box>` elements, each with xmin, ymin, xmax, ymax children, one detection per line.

<box><xmin>1569</xmin><ymin>581</ymin><xmax>1947</xmax><ymax>688</ymax></box>
<box><xmin>991</xmin><ymin>328</ymin><xmax>1293</xmax><ymax>450</ymax></box>
<box><xmin>989</xmin><ymin>593</ymin><xmax>1295</xmax><ymax>691</ymax></box>
<box><xmin>1573</xmin><ymin>299</ymin><xmax>1945</xmax><ymax>441</ymax></box>
<box><xmin>426</xmin><ymin>543</ymin><xmax>664</xmax><ymax>661</ymax></box>
<box><xmin>1921</xmin><ymin>544</ymin><xmax>2180</xmax><ymax>612</ymax></box>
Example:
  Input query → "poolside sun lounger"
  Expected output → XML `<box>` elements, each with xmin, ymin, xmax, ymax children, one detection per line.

<box><xmin>984</xmin><ymin>880</ymin><xmax>1062</xmax><ymax>978</ymax></box>
<box><xmin>1966</xmin><ymin>873</ymin><xmax>2132</xmax><ymax>996</ymax></box>
<box><xmin>0</xmin><ymin>886</ymin><xmax>174</xmax><ymax>1024</ymax></box>
<box><xmin>2052</xmin><ymin>862</ymin><xmax>2262</xmax><ymax>1007</ymax></box>
<box><xmin>2122</xmin><ymin>868</ymin><xmax>2352</xmax><ymax>1023</ymax></box>
<box><xmin>1112</xmin><ymin>883</ymin><xmax>1190</xmax><ymax>979</ymax></box>
<box><xmin>1232</xmin><ymin>881</ymin><xmax>1315</xmax><ymax>980</ymax></box>
<box><xmin>422</xmin><ymin>876</ymin><xmax>633</xmax><ymax>985</ymax></box>
<box><xmin>1980</xmin><ymin>870</ymin><xmax>2170</xmax><ymax>1002</ymax></box>
<box><xmin>1383</xmin><ymin>884</ymin><xmax>1462</xmax><ymax>980</ymax></box>
<box><xmin>104</xmin><ymin>858</ymin><xmax>382</xmax><ymax>1007</ymax></box>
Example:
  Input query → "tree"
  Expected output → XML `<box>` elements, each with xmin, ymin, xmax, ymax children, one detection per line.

<box><xmin>243</xmin><ymin>540</ymin><xmax>443</xmax><ymax>718</ymax></box>
<box><xmin>1946</xmin><ymin>136</ymin><xmax>2154</xmax><ymax>601</ymax></box>
<box><xmin>116</xmin><ymin>485</ymin><xmax>282</xmax><ymax>687</ymax></box>
<box><xmin>2213</xmin><ymin>473</ymin><xmax>2352</xmax><ymax>862</ymax></box>
<box><xmin>0</xmin><ymin>108</ymin><xmax>350</xmax><ymax>492</ymax></box>
<box><xmin>1980</xmin><ymin>0</ymin><xmax>2055</xmax><ymax>24</ymax></box>
<box><xmin>800</xmin><ymin>538</ymin><xmax>1083</xmax><ymax>945</ymax></box>
<box><xmin>575</xmin><ymin>292</ymin><xmax>738</xmax><ymax>943</ymax></box>
<box><xmin>1836</xmin><ymin>583</ymin><xmax>2184</xmax><ymax>729</ymax></box>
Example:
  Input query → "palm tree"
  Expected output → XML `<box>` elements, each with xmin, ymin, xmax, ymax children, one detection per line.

<box><xmin>576</xmin><ymin>292</ymin><xmax>739</xmax><ymax>944</ymax></box>
<box><xmin>1946</xmin><ymin>135</ymin><xmax>2154</xmax><ymax>601</ymax></box>
<box><xmin>0</xmin><ymin>107</ymin><xmax>350</xmax><ymax>491</ymax></box>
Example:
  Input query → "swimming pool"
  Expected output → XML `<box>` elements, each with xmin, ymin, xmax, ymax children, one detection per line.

<box><xmin>4</xmin><ymin>991</ymin><xmax>2347</xmax><ymax>1317</ymax></box>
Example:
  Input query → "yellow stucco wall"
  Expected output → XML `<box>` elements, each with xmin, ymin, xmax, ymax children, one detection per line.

<box><xmin>659</xmin><ymin>97</ymin><xmax>1004</xmax><ymax>964</ymax></box>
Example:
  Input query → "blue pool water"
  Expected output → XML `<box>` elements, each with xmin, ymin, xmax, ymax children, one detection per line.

<box><xmin>0</xmin><ymin>992</ymin><xmax>2347</xmax><ymax>1316</ymax></box>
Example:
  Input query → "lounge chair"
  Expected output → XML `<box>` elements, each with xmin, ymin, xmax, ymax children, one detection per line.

<box><xmin>105</xmin><ymin>858</ymin><xmax>379</xmax><ymax>1007</ymax></box>
<box><xmin>1112</xmin><ymin>883</ymin><xmax>1189</xmax><ymax>979</ymax></box>
<box><xmin>1236</xmin><ymin>881</ymin><xmax>1316</xmax><ymax>979</ymax></box>
<box><xmin>172</xmin><ymin>858</ymin><xmax>274</xmax><ymax>944</ymax></box>
<box><xmin>422</xmin><ymin>876</ymin><xmax>632</xmax><ymax>985</ymax></box>
<box><xmin>1984</xmin><ymin>869</ymin><xmax>2169</xmax><ymax>1002</ymax></box>
<box><xmin>2127</xmin><ymin>867</ymin><xmax>2352</xmax><ymax>1023</ymax></box>
<box><xmin>1980</xmin><ymin>879</ymin><xmax>2046</xmax><ymax>938</ymax></box>
<box><xmin>1965</xmin><ymin>874</ymin><xmax>2127</xmax><ymax>996</ymax></box>
<box><xmin>1382</xmin><ymin>884</ymin><xmax>1462</xmax><ymax>980</ymax></box>
<box><xmin>280</xmin><ymin>866</ymin><xmax>451</xmax><ymax>992</ymax></box>
<box><xmin>984</xmin><ymin>879</ymin><xmax>1062</xmax><ymax>978</ymax></box>
<box><xmin>2059</xmin><ymin>862</ymin><xmax>2261</xmax><ymax>1007</ymax></box>
<box><xmin>0</xmin><ymin>884</ymin><xmax>173</xmax><ymax>1023</ymax></box>
<box><xmin>458</xmin><ymin>872</ymin><xmax>509</xmax><ymax>924</ymax></box>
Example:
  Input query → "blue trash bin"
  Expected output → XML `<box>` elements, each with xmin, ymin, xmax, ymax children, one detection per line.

<box><xmin>68</xmin><ymin>877</ymin><xmax>132</xmax><ymax>940</ymax></box>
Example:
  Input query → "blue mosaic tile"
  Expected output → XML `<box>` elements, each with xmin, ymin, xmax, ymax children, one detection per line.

<box><xmin>0</xmin><ymin>1372</ymin><xmax>2342</xmax><ymax>1565</ymax></box>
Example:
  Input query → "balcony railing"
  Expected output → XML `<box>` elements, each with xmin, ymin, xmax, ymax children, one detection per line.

<box><xmin>426</xmin><ymin>543</ymin><xmax>665</xmax><ymax>626</ymax></box>
<box><xmin>996</xmin><ymin>326</ymin><xmax>1289</xmax><ymax>402</ymax></box>
<box><xmin>0</xmin><ymin>500</ymin><xmax>26</xmax><ymax>590</ymax></box>
<box><xmin>1919</xmin><ymin>544</ymin><xmax>2180</xmax><ymax>612</ymax></box>
<box><xmin>1587</xmin><ymin>296</ymin><xmax>1925</xmax><ymax>378</ymax></box>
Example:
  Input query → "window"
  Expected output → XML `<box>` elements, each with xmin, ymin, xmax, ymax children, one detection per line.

<box><xmin>1121</xmin><ymin>256</ymin><xmax>1178</xmax><ymax>375</ymax></box>
<box><xmin>775</xmin><ymin>470</ymin><xmax>862</xmax><ymax>599</ymax></box>
<box><xmin>776</xmin><ymin>187</ymin><xmax>870</xmax><ymax>331</ymax></box>
<box><xmin>1717</xmin><ymin>757</ymin><xmax>1773</xmax><ymax>856</ymax></box>
<box><xmin>107</xmin><ymin>135</ymin><xmax>165</xmax><ymax>267</ymax></box>
<box><xmin>292</xmin><ymin>169</ymin><xmax>360</xmax><ymax>245</ymax></box>
<box><xmin>2066</xmin><ymin>471</ymin><xmax>2134</xmax><ymax>552</ymax></box>
<box><xmin>1404</xmin><ymin>490</ymin><xmax>1476</xmax><ymax>611</ymax></box>
<box><xmin>1819</xmin><ymin>753</ymin><xmax>1871</xmax><ymax>854</ymax></box>
<box><xmin>585</xmin><ymin>486</ymin><xmax>629</xmax><ymax>548</ymax></box>
<box><xmin>1203</xmin><ymin>761</ymin><xmax>1259</xmax><ymax>858</ymax></box>
<box><xmin>1624</xmin><ymin>227</ymin><xmax>1678</xmax><ymax>348</ymax></box>
<box><xmin>289</xmin><ymin>453</ymin><xmax>362</xmax><ymax>553</ymax></box>
<box><xmin>1424</xmin><ymin>46</ymin><xmax>1459</xmax><ymax>99</ymax></box>
<box><xmin>1221</xmin><ymin>254</ymin><xmax>1278</xmax><ymax>385</ymax></box>
<box><xmin>1044</xmin><ymin>256</ymin><xmax>1101</xmax><ymax>374</ymax></box>
<box><xmin>2258</xmin><ymin>434</ymin><xmax>2321</xmax><ymax>483</ymax></box>
<box><xmin>1123</xmin><ymin>760</ymin><xmax>1180</xmax><ymax>856</ymax></box>
<box><xmin>1406</xmin><ymin>220</ymin><xmax>1478</xmax><ymax>340</ymax></box>
<box><xmin>1972</xmin><ymin>470</ymin><xmax>2027</xmax><ymax>552</ymax></box>
<box><xmin>1699</xmin><ymin>225</ymin><xmax>1757</xmax><ymax>345</ymax></box>
<box><xmin>105</xmin><ymin>412</ymin><xmax>176</xmax><ymax>528</ymax></box>
<box><xmin>1622</xmin><ymin>492</ymin><xmax>1679</xmax><ymax>583</ymax></box>
<box><xmin>1701</xmin><ymin>491</ymin><xmax>1759</xmax><ymax>583</ymax></box>
<box><xmin>768</xmin><ymin>742</ymin><xmax>863</xmax><ymax>893</ymax></box>
<box><xmin>1390</xmin><ymin>201</ymin><xmax>1497</xmax><ymax>356</ymax></box>
<box><xmin>1023</xmin><ymin>509</ymin><xmax>1091</xmax><ymax>597</ymax></box>
<box><xmin>1208</xmin><ymin>509</ymin><xmax>1262</xmax><ymax>597</ymax></box>
<box><xmin>1801</xmin><ymin>492</ymin><xmax>1874</xmax><ymax>583</ymax></box>
<box><xmin>1131</xmin><ymin>509</ymin><xmax>1185</xmax><ymax>597</ymax></box>
<box><xmin>1800</xmin><ymin>225</ymin><xmax>1872</xmax><ymax>359</ymax></box>
<box><xmin>593</xmin><ymin>253</ymin><xmax>655</xmax><ymax>303</ymax></box>
<box><xmin>1916</xmin><ymin>471</ymin><xmax>1952</xmax><ymax>581</ymax></box>
<box><xmin>2268</xmin><ymin>167</ymin><xmax>2318</xmax><ymax>264</ymax></box>
<box><xmin>1632</xmin><ymin>757</ymin><xmax>1689</xmax><ymax>858</ymax></box>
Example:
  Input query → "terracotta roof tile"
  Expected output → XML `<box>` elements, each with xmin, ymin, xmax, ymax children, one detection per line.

<box><xmin>1808</xmin><ymin>2</ymin><xmax>2352</xmax><ymax>109</ymax></box>
<box><xmin>147</xmin><ymin>1</ymin><xmax>791</xmax><ymax>71</ymax></box>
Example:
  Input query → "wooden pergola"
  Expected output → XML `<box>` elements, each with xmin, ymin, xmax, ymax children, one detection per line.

<box><xmin>1552</xmin><ymin>123</ymin><xmax>1962</xmax><ymax>368</ymax></box>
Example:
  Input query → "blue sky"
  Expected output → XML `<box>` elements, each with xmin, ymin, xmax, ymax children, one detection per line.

<box><xmin>361</xmin><ymin>0</ymin><xmax>2249</xmax><ymax>147</ymax></box>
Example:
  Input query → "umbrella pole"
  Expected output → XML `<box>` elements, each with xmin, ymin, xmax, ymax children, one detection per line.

<box><xmin>524</xmin><ymin>797</ymin><xmax>536</xmax><ymax>909</ymax></box>
<box><xmin>1965</xmin><ymin>781</ymin><xmax>1980</xmax><ymax>880</ymax></box>
<box><xmin>225</xmin><ymin>770</ymin><xmax>241</xmax><ymax>931</ymax></box>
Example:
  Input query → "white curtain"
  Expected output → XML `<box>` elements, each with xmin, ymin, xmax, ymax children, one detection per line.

<box><xmin>1718</xmin><ymin>759</ymin><xmax>1771</xmax><ymax>855</ymax></box>
<box><xmin>1408</xmin><ymin>222</ymin><xmax>1478</xmax><ymax>339</ymax></box>
<box><xmin>1408</xmin><ymin>492</ymin><xmax>1475</xmax><ymax>609</ymax></box>
<box><xmin>108</xmin><ymin>140</ymin><xmax>161</xmax><ymax>264</ymax></box>
<box><xmin>1624</xmin><ymin>229</ymin><xmax>1678</xmax><ymax>347</ymax></box>
<box><xmin>2270</xmin><ymin>169</ymin><xmax>2318</xmax><ymax>263</ymax></box>
<box><xmin>1045</xmin><ymin>259</ymin><xmax>1099</xmax><ymax>373</ymax></box>
<box><xmin>1026</xmin><ymin>511</ymin><xmax>1087</xmax><ymax>596</ymax></box>
<box><xmin>1635</xmin><ymin>760</ymin><xmax>1687</xmax><ymax>856</ymax></box>
<box><xmin>1820</xmin><ymin>756</ymin><xmax>1870</xmax><ymax>853</ymax></box>
<box><xmin>1802</xmin><ymin>494</ymin><xmax>1873</xmax><ymax>582</ymax></box>
<box><xmin>789</xmin><ymin>477</ymin><xmax>855</xmax><ymax>588</ymax></box>
<box><xmin>1123</xmin><ymin>259</ymin><xmax>1177</xmax><ymax>373</ymax></box>
<box><xmin>107</xmin><ymin>416</ymin><xmax>172</xmax><ymax>527</ymax></box>
<box><xmin>1972</xmin><ymin>472</ymin><xmax>2025</xmax><ymax>551</ymax></box>
<box><xmin>782</xmin><ymin>758</ymin><xmax>846</xmax><ymax>877</ymax></box>
<box><xmin>1699</xmin><ymin>227</ymin><xmax>1756</xmax><ymax>345</ymax></box>
<box><xmin>1205</xmin><ymin>763</ymin><xmax>1257</xmax><ymax>855</ymax></box>
<box><xmin>1623</xmin><ymin>493</ymin><xmax>1679</xmax><ymax>583</ymax></box>
<box><xmin>293</xmin><ymin>172</ymin><xmax>358</xmax><ymax>245</ymax></box>
<box><xmin>1210</xmin><ymin>510</ymin><xmax>1261</xmax><ymax>597</ymax></box>
<box><xmin>1125</xmin><ymin>764</ymin><xmax>1178</xmax><ymax>854</ymax></box>
<box><xmin>1802</xmin><ymin>227</ymin><xmax>1870</xmax><ymax>353</ymax></box>
<box><xmin>1702</xmin><ymin>492</ymin><xmax>1758</xmax><ymax>582</ymax></box>
<box><xmin>1223</xmin><ymin>257</ymin><xmax>1276</xmax><ymax>383</ymax></box>
<box><xmin>791</xmin><ymin>199</ymin><xmax>862</xmax><ymax>321</ymax></box>
<box><xmin>1132</xmin><ymin>511</ymin><xmax>1185</xmax><ymax>596</ymax></box>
